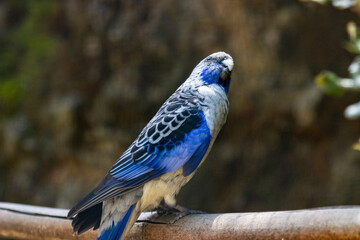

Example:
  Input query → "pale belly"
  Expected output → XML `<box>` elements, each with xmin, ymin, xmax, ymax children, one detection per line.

<box><xmin>139</xmin><ymin>167</ymin><xmax>195</xmax><ymax>211</ymax></box>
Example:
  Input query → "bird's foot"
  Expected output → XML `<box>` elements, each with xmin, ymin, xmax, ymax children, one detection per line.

<box><xmin>155</xmin><ymin>205</ymin><xmax>178</xmax><ymax>215</ymax></box>
<box><xmin>167</xmin><ymin>205</ymin><xmax>206</xmax><ymax>224</ymax></box>
<box><xmin>155</xmin><ymin>201</ymin><xmax>206</xmax><ymax>224</ymax></box>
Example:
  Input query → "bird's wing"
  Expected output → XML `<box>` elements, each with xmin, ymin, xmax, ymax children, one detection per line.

<box><xmin>68</xmin><ymin>93</ymin><xmax>212</xmax><ymax>217</ymax></box>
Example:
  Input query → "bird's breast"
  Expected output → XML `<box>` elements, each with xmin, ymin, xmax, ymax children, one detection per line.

<box><xmin>197</xmin><ymin>84</ymin><xmax>229</xmax><ymax>137</ymax></box>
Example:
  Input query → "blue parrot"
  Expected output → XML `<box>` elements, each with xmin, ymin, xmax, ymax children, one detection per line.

<box><xmin>68</xmin><ymin>52</ymin><xmax>234</xmax><ymax>240</ymax></box>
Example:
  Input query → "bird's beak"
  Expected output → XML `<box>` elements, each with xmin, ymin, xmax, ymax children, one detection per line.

<box><xmin>222</xmin><ymin>58</ymin><xmax>234</xmax><ymax>72</ymax></box>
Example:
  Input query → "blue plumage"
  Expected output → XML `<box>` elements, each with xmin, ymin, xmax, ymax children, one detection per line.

<box><xmin>97</xmin><ymin>204</ymin><xmax>136</xmax><ymax>240</ymax></box>
<box><xmin>68</xmin><ymin>52</ymin><xmax>234</xmax><ymax>240</ymax></box>
<box><xmin>201</xmin><ymin>58</ymin><xmax>232</xmax><ymax>93</ymax></box>
<box><xmin>182</xmin><ymin>132</ymin><xmax>211</xmax><ymax>177</ymax></box>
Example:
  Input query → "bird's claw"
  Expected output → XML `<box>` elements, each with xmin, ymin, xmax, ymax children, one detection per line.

<box><xmin>168</xmin><ymin>209</ymin><xmax>206</xmax><ymax>224</ymax></box>
<box><xmin>155</xmin><ymin>205</ymin><xmax>178</xmax><ymax>215</ymax></box>
<box><xmin>156</xmin><ymin>204</ymin><xmax>206</xmax><ymax>224</ymax></box>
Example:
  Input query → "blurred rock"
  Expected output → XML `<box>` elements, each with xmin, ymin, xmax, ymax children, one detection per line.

<box><xmin>0</xmin><ymin>0</ymin><xmax>359</xmax><ymax>212</ymax></box>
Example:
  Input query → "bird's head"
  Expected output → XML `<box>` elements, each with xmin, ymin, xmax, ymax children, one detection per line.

<box><xmin>190</xmin><ymin>52</ymin><xmax>234</xmax><ymax>94</ymax></box>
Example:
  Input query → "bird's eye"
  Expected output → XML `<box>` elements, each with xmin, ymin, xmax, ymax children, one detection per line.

<box><xmin>219</xmin><ymin>70</ymin><xmax>230</xmax><ymax>83</ymax></box>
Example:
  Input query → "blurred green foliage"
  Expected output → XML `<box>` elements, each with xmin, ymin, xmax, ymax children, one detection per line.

<box><xmin>0</xmin><ymin>1</ymin><xmax>56</xmax><ymax>117</ymax></box>
<box><xmin>346</xmin><ymin>21</ymin><xmax>360</xmax><ymax>53</ymax></box>
<box><xmin>315</xmin><ymin>23</ymin><xmax>360</xmax><ymax>120</ymax></box>
<box><xmin>313</xmin><ymin>0</ymin><xmax>360</xmax><ymax>148</ymax></box>
<box><xmin>315</xmin><ymin>71</ymin><xmax>345</xmax><ymax>96</ymax></box>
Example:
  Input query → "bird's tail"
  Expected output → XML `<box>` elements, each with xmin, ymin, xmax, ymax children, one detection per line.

<box><xmin>97</xmin><ymin>203</ymin><xmax>141</xmax><ymax>240</ymax></box>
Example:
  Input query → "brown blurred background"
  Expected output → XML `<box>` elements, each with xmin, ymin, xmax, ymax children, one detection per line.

<box><xmin>0</xmin><ymin>0</ymin><xmax>359</xmax><ymax>214</ymax></box>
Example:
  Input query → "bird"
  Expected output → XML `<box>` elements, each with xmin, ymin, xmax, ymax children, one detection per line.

<box><xmin>67</xmin><ymin>51</ymin><xmax>234</xmax><ymax>240</ymax></box>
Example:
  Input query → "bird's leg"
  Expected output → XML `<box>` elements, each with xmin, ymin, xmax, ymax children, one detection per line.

<box><xmin>156</xmin><ymin>202</ymin><xmax>206</xmax><ymax>224</ymax></box>
<box><xmin>173</xmin><ymin>204</ymin><xmax>206</xmax><ymax>215</ymax></box>
<box><xmin>155</xmin><ymin>200</ymin><xmax>178</xmax><ymax>215</ymax></box>
<box><xmin>168</xmin><ymin>204</ymin><xmax>206</xmax><ymax>223</ymax></box>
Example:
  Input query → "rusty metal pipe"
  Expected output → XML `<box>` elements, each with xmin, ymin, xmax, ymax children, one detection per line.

<box><xmin>0</xmin><ymin>202</ymin><xmax>359</xmax><ymax>240</ymax></box>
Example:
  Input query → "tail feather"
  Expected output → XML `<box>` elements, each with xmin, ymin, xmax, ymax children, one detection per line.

<box><xmin>97</xmin><ymin>203</ymin><xmax>139</xmax><ymax>240</ymax></box>
<box><xmin>72</xmin><ymin>203</ymin><xmax>102</xmax><ymax>235</ymax></box>
<box><xmin>119</xmin><ymin>204</ymin><xmax>141</xmax><ymax>240</ymax></box>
